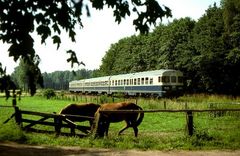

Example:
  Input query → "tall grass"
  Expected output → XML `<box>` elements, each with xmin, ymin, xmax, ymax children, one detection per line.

<box><xmin>0</xmin><ymin>94</ymin><xmax>240</xmax><ymax>150</ymax></box>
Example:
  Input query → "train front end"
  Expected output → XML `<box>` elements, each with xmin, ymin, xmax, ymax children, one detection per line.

<box><xmin>159</xmin><ymin>70</ymin><xmax>184</xmax><ymax>97</ymax></box>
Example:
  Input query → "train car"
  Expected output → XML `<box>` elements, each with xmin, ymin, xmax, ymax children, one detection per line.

<box><xmin>69</xmin><ymin>69</ymin><xmax>184</xmax><ymax>97</ymax></box>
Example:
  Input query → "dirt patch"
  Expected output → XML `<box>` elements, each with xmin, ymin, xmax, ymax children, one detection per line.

<box><xmin>0</xmin><ymin>142</ymin><xmax>240</xmax><ymax>156</ymax></box>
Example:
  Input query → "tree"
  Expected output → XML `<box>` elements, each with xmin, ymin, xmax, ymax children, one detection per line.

<box><xmin>0</xmin><ymin>0</ymin><xmax>172</xmax><ymax>95</ymax></box>
<box><xmin>190</xmin><ymin>4</ymin><xmax>224</xmax><ymax>93</ymax></box>
<box><xmin>222</xmin><ymin>0</ymin><xmax>240</xmax><ymax>95</ymax></box>
<box><xmin>40</xmin><ymin>69</ymin><xmax>93</xmax><ymax>90</ymax></box>
<box><xmin>11</xmin><ymin>57</ymin><xmax>43</xmax><ymax>95</ymax></box>
<box><xmin>0</xmin><ymin>63</ymin><xmax>16</xmax><ymax>98</ymax></box>
<box><xmin>100</xmin><ymin>18</ymin><xmax>196</xmax><ymax>75</ymax></box>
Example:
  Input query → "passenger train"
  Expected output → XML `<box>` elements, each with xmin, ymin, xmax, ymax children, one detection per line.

<box><xmin>69</xmin><ymin>69</ymin><xmax>184</xmax><ymax>97</ymax></box>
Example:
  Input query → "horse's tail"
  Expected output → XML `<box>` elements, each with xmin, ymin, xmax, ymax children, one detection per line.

<box><xmin>136</xmin><ymin>105</ymin><xmax>144</xmax><ymax>126</ymax></box>
<box><xmin>91</xmin><ymin>108</ymin><xmax>100</xmax><ymax>134</ymax></box>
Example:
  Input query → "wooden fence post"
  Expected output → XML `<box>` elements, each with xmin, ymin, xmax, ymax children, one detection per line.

<box><xmin>186</xmin><ymin>111</ymin><xmax>194</xmax><ymax>136</ymax></box>
<box><xmin>14</xmin><ymin>106</ymin><xmax>22</xmax><ymax>127</ymax></box>
<box><xmin>112</xmin><ymin>96</ymin><xmax>114</xmax><ymax>103</ymax></box>
<box><xmin>12</xmin><ymin>93</ymin><xmax>17</xmax><ymax>107</ymax></box>
<box><xmin>164</xmin><ymin>101</ymin><xmax>166</xmax><ymax>109</ymax></box>
<box><xmin>53</xmin><ymin>112</ymin><xmax>61</xmax><ymax>136</ymax></box>
<box><xmin>70</xmin><ymin>124</ymin><xmax>75</xmax><ymax>136</ymax></box>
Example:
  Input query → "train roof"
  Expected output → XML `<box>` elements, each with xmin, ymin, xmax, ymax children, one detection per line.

<box><xmin>110</xmin><ymin>69</ymin><xmax>182</xmax><ymax>79</ymax></box>
<box><xmin>71</xmin><ymin>69</ymin><xmax>182</xmax><ymax>82</ymax></box>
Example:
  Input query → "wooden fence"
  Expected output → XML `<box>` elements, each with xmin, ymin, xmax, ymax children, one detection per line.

<box><xmin>3</xmin><ymin>105</ymin><xmax>240</xmax><ymax>137</ymax></box>
<box><xmin>99</xmin><ymin>108</ymin><xmax>240</xmax><ymax>136</ymax></box>
<box><xmin>4</xmin><ymin>106</ymin><xmax>92</xmax><ymax>137</ymax></box>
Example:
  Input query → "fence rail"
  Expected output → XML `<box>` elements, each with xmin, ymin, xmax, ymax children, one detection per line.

<box><xmin>99</xmin><ymin>108</ymin><xmax>240</xmax><ymax>136</ymax></box>
<box><xmin>8</xmin><ymin>107</ymin><xmax>92</xmax><ymax>137</ymax></box>
<box><xmin>3</xmin><ymin>105</ymin><xmax>240</xmax><ymax>137</ymax></box>
<box><xmin>99</xmin><ymin>108</ymin><xmax>240</xmax><ymax>113</ymax></box>
<box><xmin>0</xmin><ymin>105</ymin><xmax>14</xmax><ymax>108</ymax></box>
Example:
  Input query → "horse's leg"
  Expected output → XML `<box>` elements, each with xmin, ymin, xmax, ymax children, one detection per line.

<box><xmin>89</xmin><ymin>120</ymin><xmax>94</xmax><ymax>132</ymax></box>
<box><xmin>133</xmin><ymin>126</ymin><xmax>138</xmax><ymax>137</ymax></box>
<box><xmin>105</xmin><ymin>122</ymin><xmax>110</xmax><ymax>136</ymax></box>
<box><xmin>118</xmin><ymin>121</ymin><xmax>130</xmax><ymax>136</ymax></box>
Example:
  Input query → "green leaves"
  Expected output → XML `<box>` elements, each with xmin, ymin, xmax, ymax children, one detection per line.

<box><xmin>66</xmin><ymin>50</ymin><xmax>85</xmax><ymax>68</ymax></box>
<box><xmin>52</xmin><ymin>35</ymin><xmax>61</xmax><ymax>50</ymax></box>
<box><xmin>133</xmin><ymin>0</ymin><xmax>172</xmax><ymax>34</ymax></box>
<box><xmin>91</xmin><ymin>0</ymin><xmax>172</xmax><ymax>34</ymax></box>
<box><xmin>0</xmin><ymin>63</ymin><xmax>6</xmax><ymax>76</ymax></box>
<box><xmin>37</xmin><ymin>25</ymin><xmax>51</xmax><ymax>44</ymax></box>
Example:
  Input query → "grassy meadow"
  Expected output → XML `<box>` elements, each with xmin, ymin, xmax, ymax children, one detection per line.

<box><xmin>0</xmin><ymin>93</ymin><xmax>240</xmax><ymax>150</ymax></box>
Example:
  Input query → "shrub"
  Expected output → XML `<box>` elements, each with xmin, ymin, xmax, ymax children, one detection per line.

<box><xmin>42</xmin><ymin>89</ymin><xmax>56</xmax><ymax>99</ymax></box>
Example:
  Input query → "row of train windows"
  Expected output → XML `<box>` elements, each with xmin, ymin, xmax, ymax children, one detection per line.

<box><xmin>111</xmin><ymin>76</ymin><xmax>183</xmax><ymax>86</ymax></box>
<box><xmin>159</xmin><ymin>76</ymin><xmax>183</xmax><ymax>83</ymax></box>
<box><xmin>111</xmin><ymin>77</ymin><xmax>153</xmax><ymax>86</ymax></box>
<box><xmin>72</xmin><ymin>76</ymin><xmax>183</xmax><ymax>87</ymax></box>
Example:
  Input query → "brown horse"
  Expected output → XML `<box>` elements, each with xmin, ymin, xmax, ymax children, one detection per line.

<box><xmin>92</xmin><ymin>102</ymin><xmax>144</xmax><ymax>138</ymax></box>
<box><xmin>59</xmin><ymin>103</ymin><xmax>100</xmax><ymax>128</ymax></box>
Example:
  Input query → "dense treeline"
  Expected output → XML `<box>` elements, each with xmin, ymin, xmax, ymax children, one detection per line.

<box><xmin>41</xmin><ymin>69</ymin><xmax>95</xmax><ymax>90</ymax></box>
<box><xmin>11</xmin><ymin>65</ymin><xmax>95</xmax><ymax>90</ymax></box>
<box><xmin>98</xmin><ymin>1</ymin><xmax>240</xmax><ymax>95</ymax></box>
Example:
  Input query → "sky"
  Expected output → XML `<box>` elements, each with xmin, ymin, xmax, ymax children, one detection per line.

<box><xmin>0</xmin><ymin>0</ymin><xmax>221</xmax><ymax>74</ymax></box>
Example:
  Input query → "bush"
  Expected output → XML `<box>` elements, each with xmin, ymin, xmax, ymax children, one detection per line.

<box><xmin>42</xmin><ymin>89</ymin><xmax>56</xmax><ymax>99</ymax></box>
<box><xmin>99</xmin><ymin>94</ymin><xmax>113</xmax><ymax>104</ymax></box>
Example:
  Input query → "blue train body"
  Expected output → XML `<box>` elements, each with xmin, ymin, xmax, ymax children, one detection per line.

<box><xmin>69</xmin><ymin>69</ymin><xmax>184</xmax><ymax>97</ymax></box>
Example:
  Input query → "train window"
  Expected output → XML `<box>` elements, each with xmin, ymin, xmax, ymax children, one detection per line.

<box><xmin>137</xmin><ymin>78</ymin><xmax>140</xmax><ymax>85</ymax></box>
<box><xmin>171</xmin><ymin>76</ymin><xmax>176</xmax><ymax>83</ymax></box>
<box><xmin>145</xmin><ymin>77</ymin><xmax>149</xmax><ymax>84</ymax></box>
<box><xmin>127</xmin><ymin>79</ymin><xmax>129</xmax><ymax>85</ymax></box>
<box><xmin>124</xmin><ymin>79</ymin><xmax>126</xmax><ymax>85</ymax></box>
<box><xmin>141</xmin><ymin>78</ymin><xmax>144</xmax><ymax>85</ymax></box>
<box><xmin>134</xmin><ymin>79</ymin><xmax>137</xmax><ymax>85</ymax></box>
<box><xmin>162</xmin><ymin>76</ymin><xmax>170</xmax><ymax>83</ymax></box>
<box><xmin>150</xmin><ymin>78</ymin><xmax>153</xmax><ymax>84</ymax></box>
<box><xmin>118</xmin><ymin>80</ymin><xmax>120</xmax><ymax>85</ymax></box>
<box><xmin>158</xmin><ymin>76</ymin><xmax>161</xmax><ymax>82</ymax></box>
<box><xmin>178</xmin><ymin>76</ymin><xmax>183</xmax><ymax>83</ymax></box>
<box><xmin>115</xmin><ymin>80</ymin><xmax>117</xmax><ymax>86</ymax></box>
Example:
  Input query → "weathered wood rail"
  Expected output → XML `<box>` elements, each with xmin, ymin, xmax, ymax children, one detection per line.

<box><xmin>3</xmin><ymin>104</ymin><xmax>240</xmax><ymax>137</ymax></box>
<box><xmin>12</xmin><ymin>106</ymin><xmax>93</xmax><ymax>137</ymax></box>
<box><xmin>99</xmin><ymin>108</ymin><xmax>240</xmax><ymax>136</ymax></box>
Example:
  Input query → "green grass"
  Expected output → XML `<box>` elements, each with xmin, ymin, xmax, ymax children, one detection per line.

<box><xmin>0</xmin><ymin>94</ymin><xmax>240</xmax><ymax>150</ymax></box>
